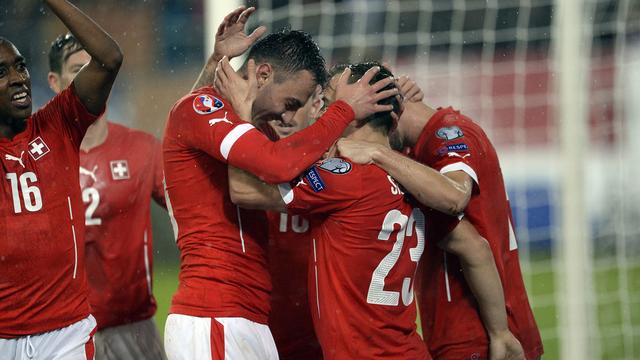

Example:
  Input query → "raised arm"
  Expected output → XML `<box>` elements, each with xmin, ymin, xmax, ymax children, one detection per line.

<box><xmin>336</xmin><ymin>139</ymin><xmax>472</xmax><ymax>215</ymax></box>
<box><xmin>45</xmin><ymin>0</ymin><xmax>122</xmax><ymax>115</ymax></box>
<box><xmin>215</xmin><ymin>61</ymin><xmax>398</xmax><ymax>183</ymax></box>
<box><xmin>439</xmin><ymin>220</ymin><xmax>525</xmax><ymax>360</ymax></box>
<box><xmin>192</xmin><ymin>6</ymin><xmax>266</xmax><ymax>91</ymax></box>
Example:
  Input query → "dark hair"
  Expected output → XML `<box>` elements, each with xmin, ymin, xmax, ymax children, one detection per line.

<box><xmin>330</xmin><ymin>61</ymin><xmax>400</xmax><ymax>134</ymax></box>
<box><xmin>48</xmin><ymin>33</ymin><xmax>84</xmax><ymax>74</ymax></box>
<box><xmin>245</xmin><ymin>29</ymin><xmax>327</xmax><ymax>87</ymax></box>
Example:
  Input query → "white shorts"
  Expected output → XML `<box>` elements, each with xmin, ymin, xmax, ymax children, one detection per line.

<box><xmin>0</xmin><ymin>315</ymin><xmax>97</xmax><ymax>360</ymax></box>
<box><xmin>164</xmin><ymin>314</ymin><xmax>278</xmax><ymax>360</ymax></box>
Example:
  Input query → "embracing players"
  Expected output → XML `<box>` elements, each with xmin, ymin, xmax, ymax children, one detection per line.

<box><xmin>162</xmin><ymin>27</ymin><xmax>397</xmax><ymax>359</ymax></box>
<box><xmin>337</xmin><ymin>74</ymin><xmax>544</xmax><ymax>359</ymax></box>
<box><xmin>47</xmin><ymin>33</ymin><xmax>166</xmax><ymax>359</ymax></box>
<box><xmin>0</xmin><ymin>0</ymin><xmax>122</xmax><ymax>358</ymax></box>
<box><xmin>225</xmin><ymin>62</ymin><xmax>428</xmax><ymax>359</ymax></box>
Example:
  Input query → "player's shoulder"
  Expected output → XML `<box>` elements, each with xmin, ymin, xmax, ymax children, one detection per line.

<box><xmin>172</xmin><ymin>86</ymin><xmax>226</xmax><ymax>117</ymax></box>
<box><xmin>427</xmin><ymin>107</ymin><xmax>484</xmax><ymax>139</ymax></box>
<box><xmin>108</xmin><ymin>122</ymin><xmax>160</xmax><ymax>147</ymax></box>
<box><xmin>302</xmin><ymin>157</ymin><xmax>362</xmax><ymax>192</ymax></box>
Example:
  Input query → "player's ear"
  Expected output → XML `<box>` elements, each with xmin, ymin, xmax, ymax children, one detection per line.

<box><xmin>255</xmin><ymin>63</ymin><xmax>273</xmax><ymax>88</ymax></box>
<box><xmin>47</xmin><ymin>72</ymin><xmax>62</xmax><ymax>94</ymax></box>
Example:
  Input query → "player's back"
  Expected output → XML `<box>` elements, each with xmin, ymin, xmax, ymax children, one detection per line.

<box><xmin>285</xmin><ymin>158</ymin><xmax>429</xmax><ymax>359</ymax></box>
<box><xmin>413</xmin><ymin>107</ymin><xmax>543</xmax><ymax>359</ymax></box>
<box><xmin>162</xmin><ymin>88</ymin><xmax>270</xmax><ymax>324</ymax></box>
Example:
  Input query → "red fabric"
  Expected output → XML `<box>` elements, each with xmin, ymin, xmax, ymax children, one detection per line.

<box><xmin>163</xmin><ymin>87</ymin><xmax>354</xmax><ymax>324</ymax></box>
<box><xmin>285</xmin><ymin>158</ymin><xmax>429</xmax><ymax>360</ymax></box>
<box><xmin>267</xmin><ymin>212</ymin><xmax>322</xmax><ymax>360</ymax></box>
<box><xmin>80</xmin><ymin>123</ymin><xmax>163</xmax><ymax>330</ymax></box>
<box><xmin>210</xmin><ymin>319</ymin><xmax>225</xmax><ymax>360</ymax></box>
<box><xmin>412</xmin><ymin>107</ymin><xmax>543</xmax><ymax>360</ymax></box>
<box><xmin>84</xmin><ymin>326</ymin><xmax>97</xmax><ymax>359</ymax></box>
<box><xmin>0</xmin><ymin>85</ymin><xmax>99</xmax><ymax>338</ymax></box>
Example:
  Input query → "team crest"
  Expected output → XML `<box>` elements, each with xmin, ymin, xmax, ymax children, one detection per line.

<box><xmin>110</xmin><ymin>160</ymin><xmax>130</xmax><ymax>180</ymax></box>
<box><xmin>28</xmin><ymin>137</ymin><xmax>50</xmax><ymax>161</ymax></box>
<box><xmin>318</xmin><ymin>158</ymin><xmax>352</xmax><ymax>175</ymax></box>
<box><xmin>193</xmin><ymin>95</ymin><xmax>224</xmax><ymax>115</ymax></box>
<box><xmin>435</xmin><ymin>126</ymin><xmax>464</xmax><ymax>141</ymax></box>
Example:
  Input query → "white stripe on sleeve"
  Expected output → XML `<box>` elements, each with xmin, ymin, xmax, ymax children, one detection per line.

<box><xmin>440</xmin><ymin>162</ymin><xmax>479</xmax><ymax>185</ymax></box>
<box><xmin>278</xmin><ymin>183</ymin><xmax>294</xmax><ymax>205</ymax></box>
<box><xmin>220</xmin><ymin>123</ymin><xmax>255</xmax><ymax>160</ymax></box>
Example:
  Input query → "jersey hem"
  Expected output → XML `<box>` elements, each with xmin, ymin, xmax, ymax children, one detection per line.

<box><xmin>0</xmin><ymin>311</ymin><xmax>91</xmax><ymax>339</ymax></box>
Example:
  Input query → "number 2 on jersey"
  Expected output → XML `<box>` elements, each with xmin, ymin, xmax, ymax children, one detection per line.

<box><xmin>6</xmin><ymin>172</ymin><xmax>43</xmax><ymax>213</ymax></box>
<box><xmin>367</xmin><ymin>208</ymin><xmax>425</xmax><ymax>306</ymax></box>
<box><xmin>82</xmin><ymin>187</ymin><xmax>102</xmax><ymax>226</ymax></box>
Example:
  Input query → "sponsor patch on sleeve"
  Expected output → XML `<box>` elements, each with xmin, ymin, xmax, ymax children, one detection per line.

<box><xmin>193</xmin><ymin>94</ymin><xmax>224</xmax><ymax>115</ymax></box>
<box><xmin>318</xmin><ymin>157</ymin><xmax>352</xmax><ymax>175</ymax></box>
<box><xmin>435</xmin><ymin>126</ymin><xmax>464</xmax><ymax>141</ymax></box>
<box><xmin>304</xmin><ymin>167</ymin><xmax>326</xmax><ymax>192</ymax></box>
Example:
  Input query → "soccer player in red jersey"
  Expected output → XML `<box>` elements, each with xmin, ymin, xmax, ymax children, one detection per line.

<box><xmin>267</xmin><ymin>86</ymin><xmax>324</xmax><ymax>360</ymax></box>
<box><xmin>0</xmin><ymin>0</ymin><xmax>122</xmax><ymax>358</ymax></box>
<box><xmin>227</xmin><ymin>63</ymin><xmax>429</xmax><ymax>359</ymax></box>
<box><xmin>47</xmin><ymin>34</ymin><xmax>166</xmax><ymax>359</ymax></box>
<box><xmin>337</xmin><ymin>75</ymin><xmax>543</xmax><ymax>359</ymax></box>
<box><xmin>162</xmin><ymin>29</ymin><xmax>397</xmax><ymax>358</ymax></box>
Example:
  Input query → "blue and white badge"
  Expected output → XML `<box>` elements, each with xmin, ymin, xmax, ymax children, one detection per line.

<box><xmin>446</xmin><ymin>143</ymin><xmax>469</xmax><ymax>152</ymax></box>
<box><xmin>193</xmin><ymin>94</ymin><xmax>224</xmax><ymax>115</ymax></box>
<box><xmin>435</xmin><ymin>126</ymin><xmax>464</xmax><ymax>141</ymax></box>
<box><xmin>305</xmin><ymin>167</ymin><xmax>325</xmax><ymax>192</ymax></box>
<box><xmin>318</xmin><ymin>157</ymin><xmax>352</xmax><ymax>175</ymax></box>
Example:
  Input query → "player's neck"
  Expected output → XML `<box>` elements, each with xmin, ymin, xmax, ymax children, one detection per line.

<box><xmin>0</xmin><ymin>118</ymin><xmax>27</xmax><ymax>140</ymax></box>
<box><xmin>80</xmin><ymin>116</ymin><xmax>108</xmax><ymax>152</ymax></box>
<box><xmin>348</xmin><ymin>125</ymin><xmax>391</xmax><ymax>148</ymax></box>
<box><xmin>398</xmin><ymin>101</ymin><xmax>437</xmax><ymax>147</ymax></box>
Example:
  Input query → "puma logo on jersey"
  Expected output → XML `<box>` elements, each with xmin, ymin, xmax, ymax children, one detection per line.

<box><xmin>79</xmin><ymin>165</ymin><xmax>99</xmax><ymax>182</ymax></box>
<box><xmin>4</xmin><ymin>151</ymin><xmax>25</xmax><ymax>168</ymax></box>
<box><xmin>447</xmin><ymin>152</ymin><xmax>471</xmax><ymax>159</ymax></box>
<box><xmin>208</xmin><ymin>112</ymin><xmax>232</xmax><ymax>126</ymax></box>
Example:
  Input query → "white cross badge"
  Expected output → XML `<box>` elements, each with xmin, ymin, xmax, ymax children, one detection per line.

<box><xmin>28</xmin><ymin>137</ymin><xmax>50</xmax><ymax>161</ymax></box>
<box><xmin>110</xmin><ymin>160</ymin><xmax>130</xmax><ymax>180</ymax></box>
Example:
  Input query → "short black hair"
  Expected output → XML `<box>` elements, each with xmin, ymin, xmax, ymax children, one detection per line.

<box><xmin>330</xmin><ymin>61</ymin><xmax>400</xmax><ymax>134</ymax></box>
<box><xmin>48</xmin><ymin>33</ymin><xmax>84</xmax><ymax>74</ymax></box>
<box><xmin>245</xmin><ymin>29</ymin><xmax>327</xmax><ymax>87</ymax></box>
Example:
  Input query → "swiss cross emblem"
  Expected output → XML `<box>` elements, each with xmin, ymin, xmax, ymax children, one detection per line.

<box><xmin>110</xmin><ymin>160</ymin><xmax>130</xmax><ymax>180</ymax></box>
<box><xmin>28</xmin><ymin>137</ymin><xmax>50</xmax><ymax>161</ymax></box>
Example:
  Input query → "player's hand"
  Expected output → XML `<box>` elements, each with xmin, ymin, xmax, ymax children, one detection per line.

<box><xmin>335</xmin><ymin>138</ymin><xmax>384</xmax><ymax>165</ymax></box>
<box><xmin>396</xmin><ymin>75</ymin><xmax>424</xmax><ymax>103</ymax></box>
<box><xmin>489</xmin><ymin>330</ymin><xmax>525</xmax><ymax>360</ymax></box>
<box><xmin>334</xmin><ymin>66</ymin><xmax>399</xmax><ymax>121</ymax></box>
<box><xmin>213</xmin><ymin>6</ymin><xmax>267</xmax><ymax>61</ymax></box>
<box><xmin>214</xmin><ymin>56</ymin><xmax>257</xmax><ymax>121</ymax></box>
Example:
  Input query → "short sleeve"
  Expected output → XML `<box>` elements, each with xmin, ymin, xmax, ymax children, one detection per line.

<box><xmin>33</xmin><ymin>84</ymin><xmax>103</xmax><ymax>148</ymax></box>
<box><xmin>279</xmin><ymin>158</ymin><xmax>361</xmax><ymax>216</ymax></box>
<box><xmin>170</xmin><ymin>92</ymin><xmax>258</xmax><ymax>162</ymax></box>
<box><xmin>418</xmin><ymin>111</ymin><xmax>479</xmax><ymax>186</ymax></box>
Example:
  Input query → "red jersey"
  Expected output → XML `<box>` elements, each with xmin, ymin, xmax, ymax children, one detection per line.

<box><xmin>281</xmin><ymin>157</ymin><xmax>429</xmax><ymax>360</ymax></box>
<box><xmin>163</xmin><ymin>87</ymin><xmax>354</xmax><ymax>324</ymax></box>
<box><xmin>79</xmin><ymin>122</ymin><xmax>165</xmax><ymax>330</ymax></box>
<box><xmin>0</xmin><ymin>85</ymin><xmax>99</xmax><ymax>338</ymax></box>
<box><xmin>412</xmin><ymin>107</ymin><xmax>543</xmax><ymax>359</ymax></box>
<box><xmin>267</xmin><ymin>212</ymin><xmax>322</xmax><ymax>360</ymax></box>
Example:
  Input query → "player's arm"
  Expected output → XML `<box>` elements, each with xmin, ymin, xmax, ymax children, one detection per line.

<box><xmin>191</xmin><ymin>6</ymin><xmax>266</xmax><ymax>91</ymax></box>
<box><xmin>228</xmin><ymin>166</ymin><xmax>286</xmax><ymax>212</ymax></box>
<box><xmin>151</xmin><ymin>140</ymin><xmax>167</xmax><ymax>208</ymax></box>
<box><xmin>336</xmin><ymin>139</ymin><xmax>472</xmax><ymax>215</ymax></box>
<box><xmin>214</xmin><ymin>60</ymin><xmax>397</xmax><ymax>183</ymax></box>
<box><xmin>45</xmin><ymin>0</ymin><xmax>122</xmax><ymax>115</ymax></box>
<box><xmin>439</xmin><ymin>220</ymin><xmax>525</xmax><ymax>360</ymax></box>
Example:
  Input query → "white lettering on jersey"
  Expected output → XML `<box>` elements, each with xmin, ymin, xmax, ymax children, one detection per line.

<box><xmin>387</xmin><ymin>175</ymin><xmax>404</xmax><ymax>195</ymax></box>
<box><xmin>5</xmin><ymin>151</ymin><xmax>25</xmax><ymax>168</ymax></box>
<box><xmin>208</xmin><ymin>111</ymin><xmax>232</xmax><ymax>126</ymax></box>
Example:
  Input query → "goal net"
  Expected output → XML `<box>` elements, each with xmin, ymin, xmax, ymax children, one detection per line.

<box><xmin>233</xmin><ymin>0</ymin><xmax>640</xmax><ymax>358</ymax></box>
